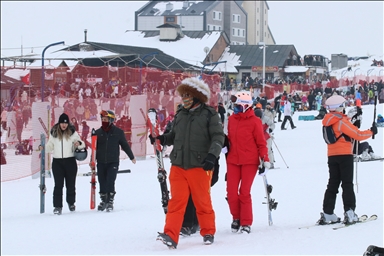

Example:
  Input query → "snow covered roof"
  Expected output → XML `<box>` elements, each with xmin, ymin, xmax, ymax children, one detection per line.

<box><xmin>329</xmin><ymin>55</ymin><xmax>384</xmax><ymax>80</ymax></box>
<box><xmin>115</xmin><ymin>31</ymin><xmax>240</xmax><ymax>73</ymax></box>
<box><xmin>284</xmin><ymin>66</ymin><xmax>309</xmax><ymax>73</ymax></box>
<box><xmin>4</xmin><ymin>68</ymin><xmax>29</xmax><ymax>80</ymax></box>
<box><xmin>138</xmin><ymin>1</ymin><xmax>211</xmax><ymax>16</ymax></box>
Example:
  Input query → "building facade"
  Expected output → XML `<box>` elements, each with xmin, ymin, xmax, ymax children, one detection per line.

<box><xmin>135</xmin><ymin>0</ymin><xmax>274</xmax><ymax>46</ymax></box>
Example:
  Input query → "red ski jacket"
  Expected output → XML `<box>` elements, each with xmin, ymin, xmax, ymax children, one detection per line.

<box><xmin>227</xmin><ymin>109</ymin><xmax>269</xmax><ymax>165</ymax></box>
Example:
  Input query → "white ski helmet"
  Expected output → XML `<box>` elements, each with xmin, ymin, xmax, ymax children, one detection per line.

<box><xmin>234</xmin><ymin>91</ymin><xmax>253</xmax><ymax>112</ymax></box>
<box><xmin>325</xmin><ymin>95</ymin><xmax>346</xmax><ymax>112</ymax></box>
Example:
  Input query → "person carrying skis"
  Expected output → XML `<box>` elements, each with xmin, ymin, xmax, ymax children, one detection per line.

<box><xmin>93</xmin><ymin>110</ymin><xmax>136</xmax><ymax>212</ymax></box>
<box><xmin>39</xmin><ymin>113</ymin><xmax>85</xmax><ymax>215</ymax></box>
<box><xmin>226</xmin><ymin>91</ymin><xmax>270</xmax><ymax>234</ymax></box>
<box><xmin>318</xmin><ymin>95</ymin><xmax>377</xmax><ymax>225</ymax></box>
<box><xmin>152</xmin><ymin>77</ymin><xmax>224</xmax><ymax>248</ymax></box>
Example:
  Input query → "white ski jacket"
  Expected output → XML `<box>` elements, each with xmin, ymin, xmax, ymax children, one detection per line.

<box><xmin>45</xmin><ymin>124</ymin><xmax>85</xmax><ymax>159</ymax></box>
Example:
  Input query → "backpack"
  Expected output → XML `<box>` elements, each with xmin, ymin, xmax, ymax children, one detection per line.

<box><xmin>322</xmin><ymin>126</ymin><xmax>351</xmax><ymax>144</ymax></box>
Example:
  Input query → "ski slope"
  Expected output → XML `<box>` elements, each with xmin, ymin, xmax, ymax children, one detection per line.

<box><xmin>1</xmin><ymin>103</ymin><xmax>383</xmax><ymax>256</ymax></box>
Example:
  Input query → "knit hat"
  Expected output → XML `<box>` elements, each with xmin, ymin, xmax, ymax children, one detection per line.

<box><xmin>58</xmin><ymin>113</ymin><xmax>69</xmax><ymax>124</ymax></box>
<box><xmin>176</xmin><ymin>77</ymin><xmax>210</xmax><ymax>103</ymax></box>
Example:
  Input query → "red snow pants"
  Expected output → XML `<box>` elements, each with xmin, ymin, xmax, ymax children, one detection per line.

<box><xmin>226</xmin><ymin>163</ymin><xmax>258</xmax><ymax>226</ymax></box>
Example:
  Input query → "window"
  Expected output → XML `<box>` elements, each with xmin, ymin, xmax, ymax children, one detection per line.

<box><xmin>257</xmin><ymin>19</ymin><xmax>259</xmax><ymax>25</ymax></box>
<box><xmin>218</xmin><ymin>26</ymin><xmax>221</xmax><ymax>31</ymax></box>
<box><xmin>242</xmin><ymin>30</ymin><xmax>245</xmax><ymax>37</ymax></box>
<box><xmin>232</xmin><ymin>28</ymin><xmax>235</xmax><ymax>36</ymax></box>
<box><xmin>207</xmin><ymin>25</ymin><xmax>210</xmax><ymax>30</ymax></box>
<box><xmin>165</xmin><ymin>17</ymin><xmax>175</xmax><ymax>22</ymax></box>
<box><xmin>213</xmin><ymin>25</ymin><xmax>216</xmax><ymax>31</ymax></box>
<box><xmin>238</xmin><ymin>29</ymin><xmax>240</xmax><ymax>36</ymax></box>
<box><xmin>233</xmin><ymin>14</ymin><xmax>240</xmax><ymax>23</ymax></box>
<box><xmin>213</xmin><ymin>11</ymin><xmax>222</xmax><ymax>21</ymax></box>
<box><xmin>257</xmin><ymin>31</ymin><xmax>259</xmax><ymax>36</ymax></box>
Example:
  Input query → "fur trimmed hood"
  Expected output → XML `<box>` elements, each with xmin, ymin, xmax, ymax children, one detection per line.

<box><xmin>176</xmin><ymin>77</ymin><xmax>210</xmax><ymax>103</ymax></box>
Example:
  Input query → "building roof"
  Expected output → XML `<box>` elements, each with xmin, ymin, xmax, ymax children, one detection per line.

<box><xmin>226</xmin><ymin>44</ymin><xmax>298</xmax><ymax>68</ymax></box>
<box><xmin>137</xmin><ymin>1</ymin><xmax>216</xmax><ymax>16</ymax></box>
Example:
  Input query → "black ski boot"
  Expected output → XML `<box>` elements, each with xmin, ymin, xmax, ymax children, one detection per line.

<box><xmin>97</xmin><ymin>193</ymin><xmax>108</xmax><ymax>211</ymax></box>
<box><xmin>157</xmin><ymin>232</ymin><xmax>177</xmax><ymax>249</ymax></box>
<box><xmin>203</xmin><ymin>234</ymin><xmax>214</xmax><ymax>245</ymax></box>
<box><xmin>106</xmin><ymin>192</ymin><xmax>116</xmax><ymax>212</ymax></box>
<box><xmin>231</xmin><ymin>219</ymin><xmax>240</xmax><ymax>233</ymax></box>
<box><xmin>68</xmin><ymin>203</ymin><xmax>76</xmax><ymax>212</ymax></box>
<box><xmin>53</xmin><ymin>207</ymin><xmax>62</xmax><ymax>215</ymax></box>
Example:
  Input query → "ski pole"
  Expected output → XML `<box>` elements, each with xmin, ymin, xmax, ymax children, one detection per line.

<box><xmin>372</xmin><ymin>86</ymin><xmax>378</xmax><ymax>140</ymax></box>
<box><xmin>271</xmin><ymin>138</ymin><xmax>289</xmax><ymax>168</ymax></box>
<box><xmin>353</xmin><ymin>140</ymin><xmax>359</xmax><ymax>193</ymax></box>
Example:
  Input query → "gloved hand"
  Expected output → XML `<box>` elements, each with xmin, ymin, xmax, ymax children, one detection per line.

<box><xmin>370</xmin><ymin>125</ymin><xmax>378</xmax><ymax>135</ymax></box>
<box><xmin>149</xmin><ymin>134</ymin><xmax>166</xmax><ymax>145</ymax></box>
<box><xmin>263</xmin><ymin>161</ymin><xmax>271</xmax><ymax>169</ymax></box>
<box><xmin>258</xmin><ymin>165</ymin><xmax>268</xmax><ymax>176</ymax></box>
<box><xmin>201</xmin><ymin>153</ymin><xmax>216</xmax><ymax>171</ymax></box>
<box><xmin>269</xmin><ymin>128</ymin><xmax>273</xmax><ymax>133</ymax></box>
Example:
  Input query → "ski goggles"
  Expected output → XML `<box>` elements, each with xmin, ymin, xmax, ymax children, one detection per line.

<box><xmin>100</xmin><ymin>110</ymin><xmax>115</xmax><ymax>119</ymax></box>
<box><xmin>326</xmin><ymin>101</ymin><xmax>346</xmax><ymax>111</ymax></box>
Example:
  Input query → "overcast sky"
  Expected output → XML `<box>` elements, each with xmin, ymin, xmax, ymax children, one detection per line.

<box><xmin>1</xmin><ymin>1</ymin><xmax>383</xmax><ymax>60</ymax></box>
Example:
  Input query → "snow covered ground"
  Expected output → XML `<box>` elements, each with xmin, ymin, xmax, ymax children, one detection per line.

<box><xmin>1</xmin><ymin>103</ymin><xmax>383</xmax><ymax>256</ymax></box>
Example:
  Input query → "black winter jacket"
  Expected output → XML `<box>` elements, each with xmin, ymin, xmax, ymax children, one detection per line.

<box><xmin>94</xmin><ymin>125</ymin><xmax>134</xmax><ymax>164</ymax></box>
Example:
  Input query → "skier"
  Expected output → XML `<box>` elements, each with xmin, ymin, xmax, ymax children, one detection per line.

<box><xmin>93</xmin><ymin>110</ymin><xmax>136</xmax><ymax>212</ymax></box>
<box><xmin>254</xmin><ymin>105</ymin><xmax>276</xmax><ymax>169</ymax></box>
<box><xmin>226</xmin><ymin>91</ymin><xmax>270</xmax><ymax>234</ymax></box>
<box><xmin>152</xmin><ymin>77</ymin><xmax>224</xmax><ymax>248</ymax></box>
<box><xmin>281</xmin><ymin>97</ymin><xmax>296</xmax><ymax>130</ymax></box>
<box><xmin>39</xmin><ymin>113</ymin><xmax>85</xmax><ymax>215</ymax></box>
<box><xmin>318</xmin><ymin>95</ymin><xmax>377</xmax><ymax>225</ymax></box>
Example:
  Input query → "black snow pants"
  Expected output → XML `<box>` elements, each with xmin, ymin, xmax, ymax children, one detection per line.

<box><xmin>97</xmin><ymin>162</ymin><xmax>119</xmax><ymax>194</ymax></box>
<box><xmin>322</xmin><ymin>155</ymin><xmax>355</xmax><ymax>214</ymax></box>
<box><xmin>52</xmin><ymin>157</ymin><xmax>78</xmax><ymax>207</ymax></box>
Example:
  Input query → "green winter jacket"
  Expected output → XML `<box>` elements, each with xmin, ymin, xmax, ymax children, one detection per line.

<box><xmin>164</xmin><ymin>104</ymin><xmax>224</xmax><ymax>170</ymax></box>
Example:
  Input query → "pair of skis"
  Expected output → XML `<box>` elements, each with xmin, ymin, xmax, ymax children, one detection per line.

<box><xmin>147</xmin><ymin>108</ymin><xmax>169</xmax><ymax>214</ymax></box>
<box><xmin>262</xmin><ymin>174</ymin><xmax>278</xmax><ymax>226</ymax></box>
<box><xmin>299</xmin><ymin>214</ymin><xmax>378</xmax><ymax>230</ymax></box>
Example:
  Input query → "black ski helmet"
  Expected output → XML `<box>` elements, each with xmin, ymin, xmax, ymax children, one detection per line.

<box><xmin>74</xmin><ymin>148</ymin><xmax>88</xmax><ymax>161</ymax></box>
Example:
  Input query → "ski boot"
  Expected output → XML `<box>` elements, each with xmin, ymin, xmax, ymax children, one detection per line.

<box><xmin>157</xmin><ymin>232</ymin><xmax>177</xmax><ymax>249</ymax></box>
<box><xmin>68</xmin><ymin>204</ymin><xmax>76</xmax><ymax>212</ymax></box>
<box><xmin>203</xmin><ymin>234</ymin><xmax>214</xmax><ymax>245</ymax></box>
<box><xmin>364</xmin><ymin>245</ymin><xmax>384</xmax><ymax>256</ymax></box>
<box><xmin>343</xmin><ymin>209</ymin><xmax>358</xmax><ymax>225</ymax></box>
<box><xmin>231</xmin><ymin>219</ymin><xmax>240</xmax><ymax>233</ymax></box>
<box><xmin>53</xmin><ymin>207</ymin><xmax>62</xmax><ymax>215</ymax></box>
<box><xmin>106</xmin><ymin>192</ymin><xmax>116</xmax><ymax>212</ymax></box>
<box><xmin>97</xmin><ymin>193</ymin><xmax>108</xmax><ymax>211</ymax></box>
<box><xmin>180</xmin><ymin>227</ymin><xmax>191</xmax><ymax>237</ymax></box>
<box><xmin>240</xmin><ymin>225</ymin><xmax>251</xmax><ymax>234</ymax></box>
<box><xmin>317</xmin><ymin>212</ymin><xmax>340</xmax><ymax>225</ymax></box>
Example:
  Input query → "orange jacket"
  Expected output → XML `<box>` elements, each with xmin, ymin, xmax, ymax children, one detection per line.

<box><xmin>322</xmin><ymin>112</ymin><xmax>373</xmax><ymax>156</ymax></box>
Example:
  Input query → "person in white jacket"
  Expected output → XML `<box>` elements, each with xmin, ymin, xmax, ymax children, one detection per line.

<box><xmin>281</xmin><ymin>97</ymin><xmax>296</xmax><ymax>130</ymax></box>
<box><xmin>40</xmin><ymin>113</ymin><xmax>84</xmax><ymax>215</ymax></box>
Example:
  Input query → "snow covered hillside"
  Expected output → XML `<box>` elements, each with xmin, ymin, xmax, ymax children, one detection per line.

<box><xmin>1</xmin><ymin>104</ymin><xmax>383</xmax><ymax>256</ymax></box>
